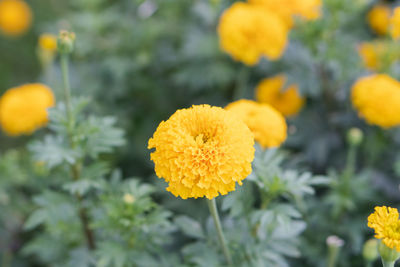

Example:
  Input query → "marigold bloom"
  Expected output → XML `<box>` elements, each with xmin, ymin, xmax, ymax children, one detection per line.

<box><xmin>225</xmin><ymin>100</ymin><xmax>287</xmax><ymax>148</ymax></box>
<box><xmin>217</xmin><ymin>2</ymin><xmax>288</xmax><ymax>65</ymax></box>
<box><xmin>255</xmin><ymin>75</ymin><xmax>305</xmax><ymax>117</ymax></box>
<box><xmin>390</xmin><ymin>7</ymin><xmax>400</xmax><ymax>40</ymax></box>
<box><xmin>0</xmin><ymin>0</ymin><xmax>32</xmax><ymax>36</ymax></box>
<box><xmin>249</xmin><ymin>0</ymin><xmax>321</xmax><ymax>23</ymax></box>
<box><xmin>148</xmin><ymin>105</ymin><xmax>255</xmax><ymax>199</ymax></box>
<box><xmin>39</xmin><ymin>33</ymin><xmax>57</xmax><ymax>52</ymax></box>
<box><xmin>0</xmin><ymin>84</ymin><xmax>55</xmax><ymax>136</ymax></box>
<box><xmin>368</xmin><ymin>206</ymin><xmax>400</xmax><ymax>252</ymax></box>
<box><xmin>367</xmin><ymin>4</ymin><xmax>391</xmax><ymax>36</ymax></box>
<box><xmin>351</xmin><ymin>74</ymin><xmax>400</xmax><ymax>128</ymax></box>
<box><xmin>358</xmin><ymin>42</ymin><xmax>383</xmax><ymax>71</ymax></box>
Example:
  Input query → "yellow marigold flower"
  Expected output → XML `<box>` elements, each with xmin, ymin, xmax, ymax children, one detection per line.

<box><xmin>255</xmin><ymin>75</ymin><xmax>305</xmax><ymax>117</ymax></box>
<box><xmin>390</xmin><ymin>7</ymin><xmax>400</xmax><ymax>40</ymax></box>
<box><xmin>368</xmin><ymin>206</ymin><xmax>400</xmax><ymax>252</ymax></box>
<box><xmin>217</xmin><ymin>2</ymin><xmax>288</xmax><ymax>65</ymax></box>
<box><xmin>249</xmin><ymin>0</ymin><xmax>322</xmax><ymax>22</ymax></box>
<box><xmin>148</xmin><ymin>105</ymin><xmax>255</xmax><ymax>200</ymax></box>
<box><xmin>39</xmin><ymin>33</ymin><xmax>57</xmax><ymax>52</ymax></box>
<box><xmin>358</xmin><ymin>42</ymin><xmax>382</xmax><ymax>71</ymax></box>
<box><xmin>367</xmin><ymin>4</ymin><xmax>391</xmax><ymax>36</ymax></box>
<box><xmin>351</xmin><ymin>74</ymin><xmax>400</xmax><ymax>128</ymax></box>
<box><xmin>247</xmin><ymin>0</ymin><xmax>294</xmax><ymax>28</ymax></box>
<box><xmin>0</xmin><ymin>0</ymin><xmax>32</xmax><ymax>36</ymax></box>
<box><xmin>292</xmin><ymin>0</ymin><xmax>322</xmax><ymax>20</ymax></box>
<box><xmin>0</xmin><ymin>84</ymin><xmax>55</xmax><ymax>136</ymax></box>
<box><xmin>225</xmin><ymin>99</ymin><xmax>287</xmax><ymax>148</ymax></box>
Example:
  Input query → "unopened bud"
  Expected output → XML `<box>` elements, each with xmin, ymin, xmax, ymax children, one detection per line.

<box><xmin>347</xmin><ymin>128</ymin><xmax>363</xmax><ymax>146</ymax></box>
<box><xmin>123</xmin><ymin>193</ymin><xmax>135</xmax><ymax>204</ymax></box>
<box><xmin>363</xmin><ymin>239</ymin><xmax>379</xmax><ymax>262</ymax></box>
<box><xmin>57</xmin><ymin>30</ymin><xmax>75</xmax><ymax>54</ymax></box>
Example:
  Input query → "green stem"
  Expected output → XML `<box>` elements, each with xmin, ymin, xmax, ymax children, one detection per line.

<box><xmin>207</xmin><ymin>198</ymin><xmax>233</xmax><ymax>266</ymax></box>
<box><xmin>327</xmin><ymin>246</ymin><xmax>339</xmax><ymax>267</ymax></box>
<box><xmin>60</xmin><ymin>52</ymin><xmax>96</xmax><ymax>250</ymax></box>
<box><xmin>60</xmin><ymin>54</ymin><xmax>72</xmax><ymax>122</ymax></box>
<box><xmin>382</xmin><ymin>260</ymin><xmax>395</xmax><ymax>267</ymax></box>
<box><xmin>233</xmin><ymin>66</ymin><xmax>248</xmax><ymax>101</ymax></box>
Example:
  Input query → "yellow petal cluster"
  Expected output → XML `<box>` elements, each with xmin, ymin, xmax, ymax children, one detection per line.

<box><xmin>148</xmin><ymin>105</ymin><xmax>255</xmax><ymax>200</ymax></box>
<box><xmin>368</xmin><ymin>206</ymin><xmax>400</xmax><ymax>252</ymax></box>
<box><xmin>351</xmin><ymin>74</ymin><xmax>400</xmax><ymax>128</ymax></box>
<box><xmin>250</xmin><ymin>0</ymin><xmax>321</xmax><ymax>22</ymax></box>
<box><xmin>358</xmin><ymin>42</ymin><xmax>385</xmax><ymax>71</ymax></box>
<box><xmin>225</xmin><ymin>99</ymin><xmax>287</xmax><ymax>148</ymax></box>
<box><xmin>255</xmin><ymin>75</ymin><xmax>305</xmax><ymax>117</ymax></box>
<box><xmin>390</xmin><ymin>7</ymin><xmax>400</xmax><ymax>40</ymax></box>
<box><xmin>367</xmin><ymin>4</ymin><xmax>391</xmax><ymax>36</ymax></box>
<box><xmin>0</xmin><ymin>84</ymin><xmax>55</xmax><ymax>136</ymax></box>
<box><xmin>217</xmin><ymin>2</ymin><xmax>289</xmax><ymax>65</ymax></box>
<box><xmin>39</xmin><ymin>34</ymin><xmax>57</xmax><ymax>52</ymax></box>
<box><xmin>0</xmin><ymin>0</ymin><xmax>32</xmax><ymax>36</ymax></box>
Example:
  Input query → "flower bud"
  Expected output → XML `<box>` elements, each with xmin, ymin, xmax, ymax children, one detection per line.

<box><xmin>363</xmin><ymin>239</ymin><xmax>379</xmax><ymax>262</ymax></box>
<box><xmin>123</xmin><ymin>193</ymin><xmax>135</xmax><ymax>204</ymax></box>
<box><xmin>347</xmin><ymin>128</ymin><xmax>363</xmax><ymax>146</ymax></box>
<box><xmin>57</xmin><ymin>30</ymin><xmax>75</xmax><ymax>54</ymax></box>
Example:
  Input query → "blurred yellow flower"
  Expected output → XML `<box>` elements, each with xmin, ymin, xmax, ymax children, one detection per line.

<box><xmin>0</xmin><ymin>0</ymin><xmax>32</xmax><ymax>36</ymax></box>
<box><xmin>367</xmin><ymin>4</ymin><xmax>391</xmax><ymax>36</ymax></box>
<box><xmin>352</xmin><ymin>74</ymin><xmax>400</xmax><ymax>128</ymax></box>
<box><xmin>0</xmin><ymin>84</ymin><xmax>55</xmax><ymax>136</ymax></box>
<box><xmin>148</xmin><ymin>105</ymin><xmax>255</xmax><ymax>199</ymax></box>
<box><xmin>390</xmin><ymin>7</ymin><xmax>400</xmax><ymax>40</ymax></box>
<box><xmin>217</xmin><ymin>2</ymin><xmax>288</xmax><ymax>65</ymax></box>
<box><xmin>358</xmin><ymin>42</ymin><xmax>385</xmax><ymax>71</ymax></box>
<box><xmin>255</xmin><ymin>75</ymin><xmax>305</xmax><ymax>117</ymax></box>
<box><xmin>368</xmin><ymin>206</ymin><xmax>400</xmax><ymax>251</ymax></box>
<box><xmin>249</xmin><ymin>0</ymin><xmax>321</xmax><ymax>23</ymax></box>
<box><xmin>292</xmin><ymin>0</ymin><xmax>322</xmax><ymax>20</ymax></box>
<box><xmin>225</xmin><ymin>99</ymin><xmax>287</xmax><ymax>148</ymax></box>
<box><xmin>39</xmin><ymin>33</ymin><xmax>57</xmax><ymax>52</ymax></box>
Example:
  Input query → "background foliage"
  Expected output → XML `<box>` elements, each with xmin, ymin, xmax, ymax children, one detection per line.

<box><xmin>1</xmin><ymin>0</ymin><xmax>400</xmax><ymax>266</ymax></box>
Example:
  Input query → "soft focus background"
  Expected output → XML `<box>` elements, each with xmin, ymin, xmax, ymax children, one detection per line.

<box><xmin>2</xmin><ymin>0</ymin><xmax>400</xmax><ymax>266</ymax></box>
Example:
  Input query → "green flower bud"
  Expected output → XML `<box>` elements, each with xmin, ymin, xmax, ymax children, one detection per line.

<box><xmin>57</xmin><ymin>30</ymin><xmax>75</xmax><ymax>54</ymax></box>
<box><xmin>363</xmin><ymin>239</ymin><xmax>379</xmax><ymax>262</ymax></box>
<box><xmin>347</xmin><ymin>128</ymin><xmax>363</xmax><ymax>146</ymax></box>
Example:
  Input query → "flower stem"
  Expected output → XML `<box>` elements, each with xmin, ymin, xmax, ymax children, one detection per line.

<box><xmin>207</xmin><ymin>198</ymin><xmax>233</xmax><ymax>266</ymax></box>
<box><xmin>60</xmin><ymin>52</ymin><xmax>96</xmax><ymax>250</ymax></box>
<box><xmin>60</xmin><ymin>54</ymin><xmax>72</xmax><ymax>122</ymax></box>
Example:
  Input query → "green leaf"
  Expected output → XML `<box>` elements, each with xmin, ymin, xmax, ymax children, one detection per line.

<box><xmin>174</xmin><ymin>215</ymin><xmax>205</xmax><ymax>239</ymax></box>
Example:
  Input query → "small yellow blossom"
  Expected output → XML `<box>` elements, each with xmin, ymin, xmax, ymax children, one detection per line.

<box><xmin>148</xmin><ymin>105</ymin><xmax>255</xmax><ymax>199</ymax></box>
<box><xmin>225</xmin><ymin>99</ymin><xmax>287</xmax><ymax>148</ymax></box>
<box><xmin>123</xmin><ymin>193</ymin><xmax>135</xmax><ymax>204</ymax></box>
<box><xmin>0</xmin><ymin>84</ymin><xmax>55</xmax><ymax>136</ymax></box>
<box><xmin>367</xmin><ymin>4</ymin><xmax>391</xmax><ymax>36</ymax></box>
<box><xmin>351</xmin><ymin>74</ymin><xmax>400</xmax><ymax>128</ymax></box>
<box><xmin>0</xmin><ymin>0</ymin><xmax>32</xmax><ymax>36</ymax></box>
<box><xmin>390</xmin><ymin>7</ymin><xmax>400</xmax><ymax>40</ymax></box>
<box><xmin>217</xmin><ymin>2</ymin><xmax>288</xmax><ymax>65</ymax></box>
<box><xmin>249</xmin><ymin>0</ymin><xmax>322</xmax><ymax>23</ymax></box>
<box><xmin>255</xmin><ymin>75</ymin><xmax>305</xmax><ymax>117</ymax></box>
<box><xmin>358</xmin><ymin>42</ymin><xmax>384</xmax><ymax>71</ymax></box>
<box><xmin>368</xmin><ymin>206</ymin><xmax>400</xmax><ymax>252</ymax></box>
<box><xmin>39</xmin><ymin>34</ymin><xmax>57</xmax><ymax>52</ymax></box>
